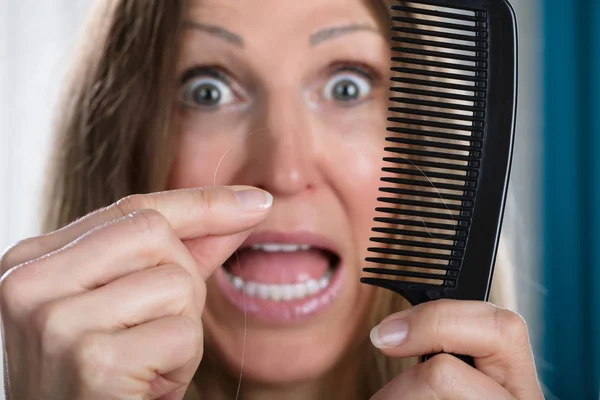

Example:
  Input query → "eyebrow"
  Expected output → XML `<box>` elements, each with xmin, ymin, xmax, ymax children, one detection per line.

<box><xmin>183</xmin><ymin>21</ymin><xmax>244</xmax><ymax>47</ymax></box>
<box><xmin>310</xmin><ymin>24</ymin><xmax>379</xmax><ymax>46</ymax></box>
<box><xmin>182</xmin><ymin>22</ymin><xmax>378</xmax><ymax>48</ymax></box>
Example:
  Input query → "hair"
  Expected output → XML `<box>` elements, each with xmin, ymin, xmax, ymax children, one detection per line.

<box><xmin>43</xmin><ymin>1</ymin><xmax>516</xmax><ymax>398</ymax></box>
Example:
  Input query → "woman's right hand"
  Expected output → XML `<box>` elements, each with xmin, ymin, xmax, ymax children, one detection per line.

<box><xmin>0</xmin><ymin>186</ymin><xmax>272</xmax><ymax>400</ymax></box>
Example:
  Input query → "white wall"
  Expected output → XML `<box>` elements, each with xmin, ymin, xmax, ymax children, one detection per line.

<box><xmin>0</xmin><ymin>1</ymin><xmax>92</xmax><ymax>397</ymax></box>
<box><xmin>0</xmin><ymin>0</ymin><xmax>92</xmax><ymax>252</ymax></box>
<box><xmin>0</xmin><ymin>1</ymin><xmax>542</xmax><ymax>397</ymax></box>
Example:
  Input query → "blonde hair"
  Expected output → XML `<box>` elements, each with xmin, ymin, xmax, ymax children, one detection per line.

<box><xmin>43</xmin><ymin>1</ymin><xmax>515</xmax><ymax>398</ymax></box>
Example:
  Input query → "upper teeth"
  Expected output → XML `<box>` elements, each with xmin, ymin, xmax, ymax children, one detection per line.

<box><xmin>250</xmin><ymin>243</ymin><xmax>311</xmax><ymax>252</ymax></box>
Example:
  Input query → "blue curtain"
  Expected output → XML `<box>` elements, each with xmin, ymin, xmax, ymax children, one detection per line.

<box><xmin>543</xmin><ymin>0</ymin><xmax>600</xmax><ymax>398</ymax></box>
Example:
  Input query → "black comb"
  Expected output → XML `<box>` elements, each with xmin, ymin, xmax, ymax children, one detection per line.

<box><xmin>361</xmin><ymin>0</ymin><xmax>517</xmax><ymax>365</ymax></box>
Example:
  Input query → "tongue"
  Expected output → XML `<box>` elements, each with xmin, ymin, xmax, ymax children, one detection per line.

<box><xmin>227</xmin><ymin>249</ymin><xmax>331</xmax><ymax>284</ymax></box>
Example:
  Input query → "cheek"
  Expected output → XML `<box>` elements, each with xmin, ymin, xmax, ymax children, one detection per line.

<box><xmin>321</xmin><ymin>103</ymin><xmax>387</xmax><ymax>215</ymax></box>
<box><xmin>168</xmin><ymin>110</ymin><xmax>251</xmax><ymax>189</ymax></box>
<box><xmin>314</xmin><ymin>102</ymin><xmax>388</xmax><ymax>268</ymax></box>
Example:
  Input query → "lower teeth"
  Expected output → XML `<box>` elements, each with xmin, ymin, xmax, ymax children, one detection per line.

<box><xmin>226</xmin><ymin>270</ymin><xmax>333</xmax><ymax>301</ymax></box>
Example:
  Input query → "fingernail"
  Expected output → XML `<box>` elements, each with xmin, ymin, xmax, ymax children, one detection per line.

<box><xmin>370</xmin><ymin>319</ymin><xmax>409</xmax><ymax>349</ymax></box>
<box><xmin>233</xmin><ymin>189</ymin><xmax>273</xmax><ymax>210</ymax></box>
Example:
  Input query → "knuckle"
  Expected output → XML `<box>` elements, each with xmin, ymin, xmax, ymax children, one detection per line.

<box><xmin>163</xmin><ymin>266</ymin><xmax>195</xmax><ymax>311</ymax></box>
<box><xmin>426</xmin><ymin>299</ymin><xmax>452</xmax><ymax>336</ymax></box>
<box><xmin>128</xmin><ymin>209</ymin><xmax>171</xmax><ymax>239</ymax></box>
<box><xmin>0</xmin><ymin>266</ymin><xmax>33</xmax><ymax>317</ymax></box>
<box><xmin>196</xmin><ymin>187</ymin><xmax>213</xmax><ymax>212</ymax></box>
<box><xmin>494</xmin><ymin>308</ymin><xmax>529</xmax><ymax>344</ymax></box>
<box><xmin>428</xmin><ymin>299</ymin><xmax>453</xmax><ymax>316</ymax></box>
<box><xmin>73</xmin><ymin>333</ymin><xmax>115</xmax><ymax>391</ymax></box>
<box><xmin>175</xmin><ymin>316</ymin><xmax>202</xmax><ymax>350</ymax></box>
<box><xmin>0</xmin><ymin>238</ymin><xmax>37</xmax><ymax>274</ymax></box>
<box><xmin>32</xmin><ymin>302</ymin><xmax>72</xmax><ymax>353</ymax></box>
<box><xmin>422</xmin><ymin>354</ymin><xmax>458</xmax><ymax>395</ymax></box>
<box><xmin>115</xmin><ymin>194</ymin><xmax>153</xmax><ymax>217</ymax></box>
<box><xmin>0</xmin><ymin>243</ymin><xmax>21</xmax><ymax>275</ymax></box>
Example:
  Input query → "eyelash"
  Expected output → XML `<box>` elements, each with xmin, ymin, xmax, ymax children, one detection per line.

<box><xmin>328</xmin><ymin>62</ymin><xmax>380</xmax><ymax>83</ymax></box>
<box><xmin>180</xmin><ymin>65</ymin><xmax>231</xmax><ymax>86</ymax></box>
<box><xmin>177</xmin><ymin>61</ymin><xmax>381</xmax><ymax>109</ymax></box>
<box><xmin>180</xmin><ymin>62</ymin><xmax>379</xmax><ymax>86</ymax></box>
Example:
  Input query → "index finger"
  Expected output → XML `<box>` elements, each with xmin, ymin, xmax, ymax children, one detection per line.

<box><xmin>1</xmin><ymin>186</ymin><xmax>272</xmax><ymax>273</ymax></box>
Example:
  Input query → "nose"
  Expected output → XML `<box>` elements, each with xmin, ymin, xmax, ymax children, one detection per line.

<box><xmin>237</xmin><ymin>92</ymin><xmax>321</xmax><ymax>197</ymax></box>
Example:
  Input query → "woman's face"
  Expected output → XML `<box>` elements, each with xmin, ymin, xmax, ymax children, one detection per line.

<box><xmin>170</xmin><ymin>0</ymin><xmax>390</xmax><ymax>385</ymax></box>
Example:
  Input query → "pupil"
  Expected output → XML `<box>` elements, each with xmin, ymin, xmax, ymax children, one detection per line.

<box><xmin>334</xmin><ymin>80</ymin><xmax>359</xmax><ymax>101</ymax></box>
<box><xmin>193</xmin><ymin>84</ymin><xmax>221</xmax><ymax>106</ymax></box>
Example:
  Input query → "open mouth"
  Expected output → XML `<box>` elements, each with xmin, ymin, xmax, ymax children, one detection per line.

<box><xmin>214</xmin><ymin>231</ymin><xmax>346</xmax><ymax>322</ymax></box>
<box><xmin>222</xmin><ymin>243</ymin><xmax>341</xmax><ymax>302</ymax></box>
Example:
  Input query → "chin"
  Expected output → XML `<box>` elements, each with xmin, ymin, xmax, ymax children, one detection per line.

<box><xmin>202</xmin><ymin>269</ymin><xmax>372</xmax><ymax>387</ymax></box>
<box><xmin>196</xmin><ymin>228</ymin><xmax>374</xmax><ymax>387</ymax></box>
<box><xmin>218</xmin><ymin>332</ymin><xmax>349</xmax><ymax>385</ymax></box>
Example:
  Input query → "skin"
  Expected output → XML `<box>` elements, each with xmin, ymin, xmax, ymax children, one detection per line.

<box><xmin>169</xmin><ymin>0</ymin><xmax>389</xmax><ymax>390</ymax></box>
<box><xmin>0</xmin><ymin>0</ymin><xmax>543</xmax><ymax>399</ymax></box>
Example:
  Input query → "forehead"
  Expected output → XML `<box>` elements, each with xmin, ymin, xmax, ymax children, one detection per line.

<box><xmin>185</xmin><ymin>0</ymin><xmax>384</xmax><ymax>36</ymax></box>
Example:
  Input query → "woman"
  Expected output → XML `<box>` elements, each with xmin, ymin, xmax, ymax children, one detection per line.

<box><xmin>0</xmin><ymin>0</ymin><xmax>542</xmax><ymax>399</ymax></box>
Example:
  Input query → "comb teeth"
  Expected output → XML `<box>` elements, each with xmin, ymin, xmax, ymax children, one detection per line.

<box><xmin>363</xmin><ymin>1</ymin><xmax>490</xmax><ymax>295</ymax></box>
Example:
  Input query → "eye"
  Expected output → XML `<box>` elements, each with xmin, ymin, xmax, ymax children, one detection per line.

<box><xmin>181</xmin><ymin>78</ymin><xmax>234</xmax><ymax>109</ymax></box>
<box><xmin>323</xmin><ymin>69</ymin><xmax>373</xmax><ymax>104</ymax></box>
<box><xmin>179</xmin><ymin>68</ymin><xmax>236</xmax><ymax>110</ymax></box>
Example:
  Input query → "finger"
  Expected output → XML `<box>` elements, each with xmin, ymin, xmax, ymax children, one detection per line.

<box><xmin>371</xmin><ymin>353</ymin><xmax>514</xmax><ymax>400</ymax></box>
<box><xmin>31</xmin><ymin>265</ymin><xmax>203</xmax><ymax>355</ymax></box>
<box><xmin>1</xmin><ymin>186</ymin><xmax>271</xmax><ymax>274</ymax></box>
<box><xmin>73</xmin><ymin>316</ymin><xmax>202</xmax><ymax>400</ymax></box>
<box><xmin>370</xmin><ymin>300</ymin><xmax>542</xmax><ymax>399</ymax></box>
<box><xmin>1</xmin><ymin>187</ymin><xmax>271</xmax><ymax>312</ymax></box>
<box><xmin>183</xmin><ymin>229</ymin><xmax>252</xmax><ymax>280</ymax></box>
<box><xmin>3</xmin><ymin>210</ymin><xmax>198</xmax><ymax>314</ymax></box>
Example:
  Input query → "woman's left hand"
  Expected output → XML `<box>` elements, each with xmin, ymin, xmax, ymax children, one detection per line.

<box><xmin>370</xmin><ymin>299</ymin><xmax>543</xmax><ymax>399</ymax></box>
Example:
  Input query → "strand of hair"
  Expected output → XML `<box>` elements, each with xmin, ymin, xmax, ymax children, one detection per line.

<box><xmin>382</xmin><ymin>157</ymin><xmax>479</xmax><ymax>172</ymax></box>
<box><xmin>375</xmin><ymin>206</ymin><xmax>471</xmax><ymax>222</ymax></box>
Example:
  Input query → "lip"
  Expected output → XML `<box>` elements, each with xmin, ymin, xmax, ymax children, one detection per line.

<box><xmin>215</xmin><ymin>230</ymin><xmax>345</xmax><ymax>323</ymax></box>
